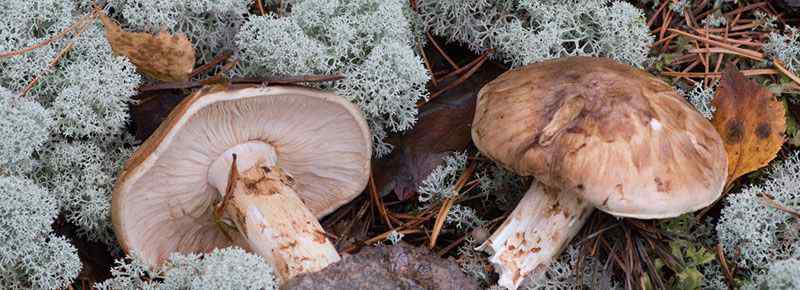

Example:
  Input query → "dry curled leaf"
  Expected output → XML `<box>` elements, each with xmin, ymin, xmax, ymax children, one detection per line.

<box><xmin>100</xmin><ymin>14</ymin><xmax>195</xmax><ymax>82</ymax></box>
<box><xmin>711</xmin><ymin>66</ymin><xmax>786</xmax><ymax>188</ymax></box>
<box><xmin>372</xmin><ymin>64</ymin><xmax>505</xmax><ymax>201</ymax></box>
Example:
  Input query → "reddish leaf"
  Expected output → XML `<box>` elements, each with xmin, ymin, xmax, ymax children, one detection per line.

<box><xmin>711</xmin><ymin>66</ymin><xmax>786</xmax><ymax>188</ymax></box>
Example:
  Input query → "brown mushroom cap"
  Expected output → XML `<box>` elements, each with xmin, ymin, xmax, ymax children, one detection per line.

<box><xmin>472</xmin><ymin>56</ymin><xmax>727</xmax><ymax>219</ymax></box>
<box><xmin>112</xmin><ymin>85</ymin><xmax>371</xmax><ymax>265</ymax></box>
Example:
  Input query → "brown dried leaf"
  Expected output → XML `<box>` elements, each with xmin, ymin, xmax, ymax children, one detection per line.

<box><xmin>711</xmin><ymin>66</ymin><xmax>786</xmax><ymax>187</ymax></box>
<box><xmin>100</xmin><ymin>14</ymin><xmax>195</xmax><ymax>82</ymax></box>
<box><xmin>372</xmin><ymin>64</ymin><xmax>505</xmax><ymax>201</ymax></box>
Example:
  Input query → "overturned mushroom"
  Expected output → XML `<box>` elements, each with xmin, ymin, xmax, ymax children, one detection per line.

<box><xmin>112</xmin><ymin>85</ymin><xmax>372</xmax><ymax>283</ymax></box>
<box><xmin>471</xmin><ymin>57</ymin><xmax>727</xmax><ymax>289</ymax></box>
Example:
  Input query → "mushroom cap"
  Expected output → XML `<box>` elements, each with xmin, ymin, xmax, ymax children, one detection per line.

<box><xmin>472</xmin><ymin>57</ymin><xmax>727</xmax><ymax>219</ymax></box>
<box><xmin>112</xmin><ymin>85</ymin><xmax>372</xmax><ymax>265</ymax></box>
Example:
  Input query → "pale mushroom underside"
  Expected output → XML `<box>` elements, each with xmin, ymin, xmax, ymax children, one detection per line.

<box><xmin>112</xmin><ymin>86</ymin><xmax>371</xmax><ymax>266</ymax></box>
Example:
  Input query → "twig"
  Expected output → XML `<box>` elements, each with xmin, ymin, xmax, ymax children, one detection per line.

<box><xmin>254</xmin><ymin>0</ymin><xmax>266</xmax><ymax>15</ymax></box>
<box><xmin>428</xmin><ymin>161</ymin><xmax>476</xmax><ymax>249</ymax></box>
<box><xmin>426</xmin><ymin>32</ymin><xmax>460</xmax><ymax>70</ymax></box>
<box><xmin>369</xmin><ymin>174</ymin><xmax>393</xmax><ymax>229</ymax></box>
<box><xmin>723</xmin><ymin>2</ymin><xmax>768</xmax><ymax>18</ymax></box>
<box><xmin>417</xmin><ymin>41</ymin><xmax>437</xmax><ymax>86</ymax></box>
<box><xmin>759</xmin><ymin>192</ymin><xmax>800</xmax><ymax>219</ymax></box>
<box><xmin>773</xmin><ymin>59</ymin><xmax>800</xmax><ymax>88</ymax></box>
<box><xmin>138</xmin><ymin>74</ymin><xmax>345</xmax><ymax>91</ymax></box>
<box><xmin>423</xmin><ymin>52</ymin><xmax>489</xmax><ymax>104</ymax></box>
<box><xmin>189</xmin><ymin>49</ymin><xmax>233</xmax><ymax>78</ymax></box>
<box><xmin>18</xmin><ymin>42</ymin><xmax>75</xmax><ymax>98</ymax></box>
<box><xmin>668</xmin><ymin>28</ymin><xmax>765</xmax><ymax>60</ymax></box>
<box><xmin>661</xmin><ymin>69</ymin><xmax>777</xmax><ymax>79</ymax></box>
<box><xmin>429</xmin><ymin>197</ymin><xmax>456</xmax><ymax>249</ymax></box>
<box><xmin>0</xmin><ymin>12</ymin><xmax>96</xmax><ymax>58</ymax></box>
<box><xmin>647</xmin><ymin>0</ymin><xmax>670</xmax><ymax>28</ymax></box>
<box><xmin>716</xmin><ymin>244</ymin><xmax>736</xmax><ymax>290</ymax></box>
<box><xmin>438</xmin><ymin>49</ymin><xmax>492</xmax><ymax>81</ymax></box>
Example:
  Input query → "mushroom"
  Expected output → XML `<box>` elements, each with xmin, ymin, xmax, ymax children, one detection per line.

<box><xmin>471</xmin><ymin>57</ymin><xmax>727</xmax><ymax>289</ymax></box>
<box><xmin>112</xmin><ymin>85</ymin><xmax>372</xmax><ymax>283</ymax></box>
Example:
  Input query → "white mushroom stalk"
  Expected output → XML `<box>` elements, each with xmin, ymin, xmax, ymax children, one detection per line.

<box><xmin>208</xmin><ymin>141</ymin><xmax>340</xmax><ymax>283</ymax></box>
<box><xmin>479</xmin><ymin>182</ymin><xmax>592</xmax><ymax>289</ymax></box>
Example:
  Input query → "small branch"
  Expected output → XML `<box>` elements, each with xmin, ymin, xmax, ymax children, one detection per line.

<box><xmin>438</xmin><ymin>49</ymin><xmax>492</xmax><ymax>81</ymax></box>
<box><xmin>668</xmin><ymin>28</ymin><xmax>765</xmax><ymax>61</ymax></box>
<box><xmin>369</xmin><ymin>174</ymin><xmax>393</xmax><ymax>229</ymax></box>
<box><xmin>18</xmin><ymin>42</ymin><xmax>75</xmax><ymax>98</ymax></box>
<box><xmin>661</xmin><ymin>68</ymin><xmax>778</xmax><ymax>78</ymax></box>
<box><xmin>428</xmin><ymin>161</ymin><xmax>476</xmax><ymax>249</ymax></box>
<box><xmin>0</xmin><ymin>12</ymin><xmax>96</xmax><ymax>58</ymax></box>
<box><xmin>422</xmin><ymin>51</ymin><xmax>489</xmax><ymax>106</ymax></box>
<box><xmin>429</xmin><ymin>197</ymin><xmax>456</xmax><ymax>249</ymax></box>
<box><xmin>417</xmin><ymin>41</ymin><xmax>438</xmax><ymax>86</ymax></box>
<box><xmin>138</xmin><ymin>74</ymin><xmax>345</xmax><ymax>92</ymax></box>
<box><xmin>716</xmin><ymin>244</ymin><xmax>736</xmax><ymax>290</ymax></box>
<box><xmin>426</xmin><ymin>32</ymin><xmax>460</xmax><ymax>70</ymax></box>
<box><xmin>189</xmin><ymin>49</ymin><xmax>233</xmax><ymax>78</ymax></box>
<box><xmin>647</xmin><ymin>0</ymin><xmax>670</xmax><ymax>28</ymax></box>
<box><xmin>773</xmin><ymin>59</ymin><xmax>800</xmax><ymax>89</ymax></box>
<box><xmin>759</xmin><ymin>192</ymin><xmax>800</xmax><ymax>219</ymax></box>
<box><xmin>254</xmin><ymin>0</ymin><xmax>266</xmax><ymax>15</ymax></box>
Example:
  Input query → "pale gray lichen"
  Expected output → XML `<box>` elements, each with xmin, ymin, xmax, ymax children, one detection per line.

<box><xmin>0</xmin><ymin>87</ymin><xmax>52</xmax><ymax>171</ymax></box>
<box><xmin>477</xmin><ymin>163</ymin><xmax>530</xmax><ymax>211</ymax></box>
<box><xmin>418</xmin><ymin>0</ymin><xmax>654</xmax><ymax>68</ymax></box>
<box><xmin>680</xmin><ymin>82</ymin><xmax>717</xmax><ymax>119</ymax></box>
<box><xmin>0</xmin><ymin>176</ymin><xmax>81</xmax><ymax>290</ymax></box>
<box><xmin>744</xmin><ymin>257</ymin><xmax>800</xmax><ymax>290</ymax></box>
<box><xmin>445</xmin><ymin>205</ymin><xmax>485</xmax><ymax>231</ymax></box>
<box><xmin>702</xmin><ymin>12</ymin><xmax>728</xmax><ymax>28</ymax></box>
<box><xmin>36</xmin><ymin>135</ymin><xmax>136</xmax><ymax>245</ymax></box>
<box><xmin>97</xmin><ymin>247</ymin><xmax>278</xmax><ymax>290</ymax></box>
<box><xmin>0</xmin><ymin>1</ymin><xmax>74</xmax><ymax>92</ymax></box>
<box><xmin>670</xmin><ymin>0</ymin><xmax>690</xmax><ymax>16</ymax></box>
<box><xmin>717</xmin><ymin>152</ymin><xmax>800</xmax><ymax>271</ymax></box>
<box><xmin>417</xmin><ymin>151</ymin><xmax>468</xmax><ymax>203</ymax></box>
<box><xmin>235</xmin><ymin>0</ymin><xmax>430</xmax><ymax>157</ymax></box>
<box><xmin>764</xmin><ymin>26</ymin><xmax>800</xmax><ymax>75</ymax></box>
<box><xmin>44</xmin><ymin>25</ymin><xmax>141</xmax><ymax>138</ymax></box>
<box><xmin>526</xmin><ymin>246</ymin><xmax>620</xmax><ymax>290</ymax></box>
<box><xmin>456</xmin><ymin>237</ymin><xmax>493</xmax><ymax>285</ymax></box>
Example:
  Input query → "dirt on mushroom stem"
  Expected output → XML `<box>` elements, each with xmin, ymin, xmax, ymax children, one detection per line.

<box><xmin>208</xmin><ymin>141</ymin><xmax>341</xmax><ymax>284</ymax></box>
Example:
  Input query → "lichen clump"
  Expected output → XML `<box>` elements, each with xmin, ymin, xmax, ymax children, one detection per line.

<box><xmin>417</xmin><ymin>0</ymin><xmax>653</xmax><ymax>68</ymax></box>
<box><xmin>235</xmin><ymin>0</ymin><xmax>431</xmax><ymax>156</ymax></box>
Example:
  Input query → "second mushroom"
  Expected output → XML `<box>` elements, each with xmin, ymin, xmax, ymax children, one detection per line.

<box><xmin>471</xmin><ymin>57</ymin><xmax>728</xmax><ymax>289</ymax></box>
<box><xmin>112</xmin><ymin>85</ymin><xmax>372</xmax><ymax>283</ymax></box>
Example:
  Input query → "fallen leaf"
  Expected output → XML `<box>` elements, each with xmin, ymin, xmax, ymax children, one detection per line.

<box><xmin>711</xmin><ymin>66</ymin><xmax>786</xmax><ymax>188</ymax></box>
<box><xmin>372</xmin><ymin>63</ymin><xmax>505</xmax><ymax>200</ymax></box>
<box><xmin>100</xmin><ymin>14</ymin><xmax>195</xmax><ymax>82</ymax></box>
<box><xmin>131</xmin><ymin>89</ymin><xmax>189</xmax><ymax>140</ymax></box>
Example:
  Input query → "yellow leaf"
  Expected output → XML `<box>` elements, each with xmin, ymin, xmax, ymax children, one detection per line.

<box><xmin>100</xmin><ymin>14</ymin><xmax>195</xmax><ymax>82</ymax></box>
<box><xmin>711</xmin><ymin>66</ymin><xmax>785</xmax><ymax>188</ymax></box>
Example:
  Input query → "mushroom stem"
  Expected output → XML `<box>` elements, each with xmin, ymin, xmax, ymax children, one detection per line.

<box><xmin>478</xmin><ymin>181</ymin><xmax>593</xmax><ymax>290</ymax></box>
<box><xmin>208</xmin><ymin>141</ymin><xmax>340</xmax><ymax>283</ymax></box>
<box><xmin>221</xmin><ymin>164</ymin><xmax>341</xmax><ymax>283</ymax></box>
